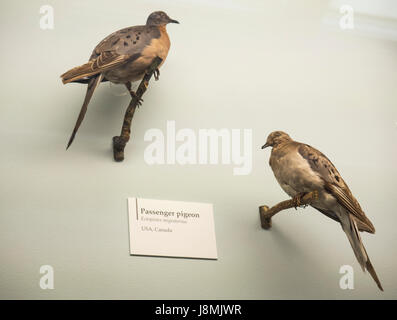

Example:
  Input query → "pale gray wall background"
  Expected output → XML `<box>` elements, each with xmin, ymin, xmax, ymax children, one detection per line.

<box><xmin>0</xmin><ymin>0</ymin><xmax>396</xmax><ymax>299</ymax></box>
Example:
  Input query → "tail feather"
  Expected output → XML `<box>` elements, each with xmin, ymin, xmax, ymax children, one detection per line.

<box><xmin>365</xmin><ymin>250</ymin><xmax>384</xmax><ymax>291</ymax></box>
<box><xmin>68</xmin><ymin>77</ymin><xmax>109</xmax><ymax>84</ymax></box>
<box><xmin>61</xmin><ymin>52</ymin><xmax>129</xmax><ymax>84</ymax></box>
<box><xmin>61</xmin><ymin>62</ymin><xmax>101</xmax><ymax>84</ymax></box>
<box><xmin>340</xmin><ymin>212</ymin><xmax>383</xmax><ymax>291</ymax></box>
<box><xmin>66</xmin><ymin>74</ymin><xmax>103</xmax><ymax>149</ymax></box>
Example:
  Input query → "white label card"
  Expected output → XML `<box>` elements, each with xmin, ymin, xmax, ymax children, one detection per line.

<box><xmin>128</xmin><ymin>198</ymin><xmax>218</xmax><ymax>260</ymax></box>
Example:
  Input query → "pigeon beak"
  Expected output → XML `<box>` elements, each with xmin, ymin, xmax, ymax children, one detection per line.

<box><xmin>168</xmin><ymin>18</ymin><xmax>179</xmax><ymax>24</ymax></box>
<box><xmin>261</xmin><ymin>143</ymin><xmax>270</xmax><ymax>149</ymax></box>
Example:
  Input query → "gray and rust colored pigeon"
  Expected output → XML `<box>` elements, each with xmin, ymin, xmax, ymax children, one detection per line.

<box><xmin>262</xmin><ymin>131</ymin><xmax>383</xmax><ymax>291</ymax></box>
<box><xmin>61</xmin><ymin>11</ymin><xmax>179</xmax><ymax>149</ymax></box>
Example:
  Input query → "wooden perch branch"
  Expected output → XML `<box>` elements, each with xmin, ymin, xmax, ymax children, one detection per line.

<box><xmin>112</xmin><ymin>56</ymin><xmax>163</xmax><ymax>162</ymax></box>
<box><xmin>259</xmin><ymin>191</ymin><xmax>318</xmax><ymax>230</ymax></box>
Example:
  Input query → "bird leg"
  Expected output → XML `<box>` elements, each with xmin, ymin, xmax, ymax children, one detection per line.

<box><xmin>112</xmin><ymin>57</ymin><xmax>163</xmax><ymax>162</ymax></box>
<box><xmin>154</xmin><ymin>68</ymin><xmax>160</xmax><ymax>81</ymax></box>
<box><xmin>292</xmin><ymin>192</ymin><xmax>308</xmax><ymax>210</ymax></box>
<box><xmin>259</xmin><ymin>190</ymin><xmax>318</xmax><ymax>230</ymax></box>
<box><xmin>125</xmin><ymin>82</ymin><xmax>143</xmax><ymax>107</ymax></box>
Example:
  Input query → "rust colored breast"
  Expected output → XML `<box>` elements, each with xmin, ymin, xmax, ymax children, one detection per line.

<box><xmin>139</xmin><ymin>25</ymin><xmax>170</xmax><ymax>67</ymax></box>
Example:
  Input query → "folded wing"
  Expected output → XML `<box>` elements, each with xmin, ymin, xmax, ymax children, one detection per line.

<box><xmin>298</xmin><ymin>144</ymin><xmax>375</xmax><ymax>233</ymax></box>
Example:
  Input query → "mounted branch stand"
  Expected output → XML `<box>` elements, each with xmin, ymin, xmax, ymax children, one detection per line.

<box><xmin>259</xmin><ymin>191</ymin><xmax>318</xmax><ymax>229</ymax></box>
<box><xmin>112</xmin><ymin>56</ymin><xmax>163</xmax><ymax>162</ymax></box>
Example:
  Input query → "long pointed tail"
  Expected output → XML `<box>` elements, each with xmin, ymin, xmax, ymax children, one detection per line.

<box><xmin>340</xmin><ymin>213</ymin><xmax>383</xmax><ymax>291</ymax></box>
<box><xmin>364</xmin><ymin>249</ymin><xmax>383</xmax><ymax>291</ymax></box>
<box><xmin>66</xmin><ymin>74</ymin><xmax>103</xmax><ymax>149</ymax></box>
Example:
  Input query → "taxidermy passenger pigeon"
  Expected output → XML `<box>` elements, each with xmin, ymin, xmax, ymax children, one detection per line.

<box><xmin>262</xmin><ymin>131</ymin><xmax>383</xmax><ymax>291</ymax></box>
<box><xmin>60</xmin><ymin>11</ymin><xmax>179</xmax><ymax>149</ymax></box>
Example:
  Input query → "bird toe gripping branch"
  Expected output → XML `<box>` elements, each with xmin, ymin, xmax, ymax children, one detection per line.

<box><xmin>259</xmin><ymin>191</ymin><xmax>319</xmax><ymax>230</ymax></box>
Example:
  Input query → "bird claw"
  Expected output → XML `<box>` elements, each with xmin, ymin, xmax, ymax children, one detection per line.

<box><xmin>292</xmin><ymin>191</ymin><xmax>318</xmax><ymax>210</ymax></box>
<box><xmin>292</xmin><ymin>193</ymin><xmax>305</xmax><ymax>210</ymax></box>
<box><xmin>154</xmin><ymin>68</ymin><xmax>160</xmax><ymax>81</ymax></box>
<box><xmin>128</xmin><ymin>90</ymin><xmax>143</xmax><ymax>107</ymax></box>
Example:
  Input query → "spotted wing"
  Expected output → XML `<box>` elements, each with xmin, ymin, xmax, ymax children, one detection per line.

<box><xmin>298</xmin><ymin>143</ymin><xmax>375</xmax><ymax>233</ymax></box>
<box><xmin>61</xmin><ymin>25</ymin><xmax>160</xmax><ymax>84</ymax></box>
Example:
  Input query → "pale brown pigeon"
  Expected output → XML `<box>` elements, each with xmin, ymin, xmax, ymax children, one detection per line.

<box><xmin>262</xmin><ymin>131</ymin><xmax>383</xmax><ymax>291</ymax></box>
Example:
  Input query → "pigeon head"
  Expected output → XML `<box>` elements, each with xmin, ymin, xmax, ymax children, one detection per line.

<box><xmin>262</xmin><ymin>131</ymin><xmax>292</xmax><ymax>149</ymax></box>
<box><xmin>146</xmin><ymin>11</ymin><xmax>179</xmax><ymax>26</ymax></box>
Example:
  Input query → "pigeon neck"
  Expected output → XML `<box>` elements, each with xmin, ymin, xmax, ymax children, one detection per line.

<box><xmin>146</xmin><ymin>24</ymin><xmax>167</xmax><ymax>34</ymax></box>
<box><xmin>157</xmin><ymin>25</ymin><xmax>167</xmax><ymax>33</ymax></box>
